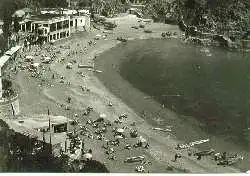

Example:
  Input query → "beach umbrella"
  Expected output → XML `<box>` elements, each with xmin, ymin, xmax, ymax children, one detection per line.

<box><xmin>26</xmin><ymin>55</ymin><xmax>34</xmax><ymax>59</ymax></box>
<box><xmin>100</xmin><ymin>113</ymin><xmax>107</xmax><ymax>118</ymax></box>
<box><xmin>42</xmin><ymin>56</ymin><xmax>52</xmax><ymax>63</ymax></box>
<box><xmin>116</xmin><ymin>128</ymin><xmax>125</xmax><ymax>133</ymax></box>
<box><xmin>83</xmin><ymin>153</ymin><xmax>93</xmax><ymax>160</ymax></box>
<box><xmin>66</xmin><ymin>63</ymin><xmax>73</xmax><ymax>69</ymax></box>
<box><xmin>138</xmin><ymin>136</ymin><xmax>147</xmax><ymax>143</ymax></box>
<box><xmin>115</xmin><ymin>135</ymin><xmax>123</xmax><ymax>139</ymax></box>
<box><xmin>44</xmin><ymin>56</ymin><xmax>51</xmax><ymax>60</ymax></box>
<box><xmin>30</xmin><ymin>63</ymin><xmax>40</xmax><ymax>68</ymax></box>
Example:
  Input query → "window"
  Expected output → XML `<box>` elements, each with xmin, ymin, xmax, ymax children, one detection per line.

<box><xmin>54</xmin><ymin>123</ymin><xmax>67</xmax><ymax>133</ymax></box>
<box><xmin>50</xmin><ymin>23</ymin><xmax>56</xmax><ymax>32</ymax></box>
<box><xmin>57</xmin><ymin>22</ymin><xmax>62</xmax><ymax>30</ymax></box>
<box><xmin>26</xmin><ymin>21</ymin><xmax>31</xmax><ymax>32</ymax></box>
<box><xmin>22</xmin><ymin>24</ymin><xmax>25</xmax><ymax>32</ymax></box>
<box><xmin>38</xmin><ymin>29</ymin><xmax>43</xmax><ymax>35</ymax></box>
<box><xmin>70</xmin><ymin>21</ymin><xmax>73</xmax><ymax>27</ymax></box>
<box><xmin>62</xmin><ymin>20</ymin><xmax>69</xmax><ymax>29</ymax></box>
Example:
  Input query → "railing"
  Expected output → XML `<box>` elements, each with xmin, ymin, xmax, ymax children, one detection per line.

<box><xmin>0</xmin><ymin>93</ymin><xmax>18</xmax><ymax>105</ymax></box>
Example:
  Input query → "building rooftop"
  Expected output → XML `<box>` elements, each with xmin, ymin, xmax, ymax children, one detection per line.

<box><xmin>7</xmin><ymin>115</ymin><xmax>70</xmax><ymax>129</ymax></box>
<box><xmin>28</xmin><ymin>14</ymin><xmax>64</xmax><ymax>21</ymax></box>
<box><xmin>41</xmin><ymin>8</ymin><xmax>90</xmax><ymax>16</ymax></box>
<box><xmin>4</xmin><ymin>115</ymin><xmax>72</xmax><ymax>145</ymax></box>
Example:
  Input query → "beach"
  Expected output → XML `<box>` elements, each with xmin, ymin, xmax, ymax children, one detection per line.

<box><xmin>6</xmin><ymin>14</ymin><xmax>244</xmax><ymax>172</ymax></box>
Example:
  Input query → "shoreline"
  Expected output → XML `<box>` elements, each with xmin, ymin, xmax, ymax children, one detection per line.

<box><xmin>90</xmin><ymin>16</ymin><xmax>243</xmax><ymax>172</ymax></box>
<box><xmin>7</xmin><ymin>14</ymin><xmax>244</xmax><ymax>172</ymax></box>
<box><xmin>94</xmin><ymin>37</ymin><xmax>250</xmax><ymax>172</ymax></box>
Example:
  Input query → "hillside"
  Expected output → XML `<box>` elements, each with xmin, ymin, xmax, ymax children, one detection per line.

<box><xmin>142</xmin><ymin>0</ymin><xmax>249</xmax><ymax>37</ymax></box>
<box><xmin>0</xmin><ymin>0</ymin><xmax>249</xmax><ymax>38</ymax></box>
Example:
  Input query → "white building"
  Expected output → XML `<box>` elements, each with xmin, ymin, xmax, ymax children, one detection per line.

<box><xmin>70</xmin><ymin>14</ymin><xmax>90</xmax><ymax>32</ymax></box>
<box><xmin>18</xmin><ymin>14</ymin><xmax>71</xmax><ymax>44</ymax></box>
<box><xmin>40</xmin><ymin>8</ymin><xmax>91</xmax><ymax>32</ymax></box>
<box><xmin>17</xmin><ymin>8</ymin><xmax>90</xmax><ymax>44</ymax></box>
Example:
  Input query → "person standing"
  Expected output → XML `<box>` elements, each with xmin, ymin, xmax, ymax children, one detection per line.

<box><xmin>67</xmin><ymin>96</ymin><xmax>71</xmax><ymax>103</ymax></box>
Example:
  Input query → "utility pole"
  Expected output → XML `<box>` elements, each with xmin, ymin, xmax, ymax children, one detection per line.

<box><xmin>48</xmin><ymin>108</ymin><xmax>52</xmax><ymax>155</ymax></box>
<box><xmin>42</xmin><ymin>129</ymin><xmax>45</xmax><ymax>149</ymax></box>
<box><xmin>48</xmin><ymin>108</ymin><xmax>52</xmax><ymax>146</ymax></box>
<box><xmin>68</xmin><ymin>0</ymin><xmax>71</xmax><ymax>8</ymax></box>
<box><xmin>90</xmin><ymin>0</ymin><xmax>94</xmax><ymax>19</ymax></box>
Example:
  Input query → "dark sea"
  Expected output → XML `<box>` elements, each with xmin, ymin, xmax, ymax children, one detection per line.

<box><xmin>95</xmin><ymin>38</ymin><xmax>250</xmax><ymax>171</ymax></box>
<box><xmin>120</xmin><ymin>39</ymin><xmax>250</xmax><ymax>144</ymax></box>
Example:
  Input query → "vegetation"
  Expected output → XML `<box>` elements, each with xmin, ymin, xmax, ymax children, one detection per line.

<box><xmin>81</xmin><ymin>160</ymin><xmax>109</xmax><ymax>173</ymax></box>
<box><xmin>91</xmin><ymin>0</ymin><xmax>125</xmax><ymax>17</ymax></box>
<box><xmin>179</xmin><ymin>0</ymin><xmax>249</xmax><ymax>36</ymax></box>
<box><xmin>0</xmin><ymin>0</ymin><xmax>249</xmax><ymax>49</ymax></box>
<box><xmin>89</xmin><ymin>0</ymin><xmax>249</xmax><ymax>37</ymax></box>
<box><xmin>142</xmin><ymin>0</ymin><xmax>249</xmax><ymax>37</ymax></box>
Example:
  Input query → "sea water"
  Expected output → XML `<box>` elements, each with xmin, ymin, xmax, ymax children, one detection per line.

<box><xmin>96</xmin><ymin>38</ymin><xmax>250</xmax><ymax>171</ymax></box>
<box><xmin>120</xmin><ymin>39</ymin><xmax>250</xmax><ymax>145</ymax></box>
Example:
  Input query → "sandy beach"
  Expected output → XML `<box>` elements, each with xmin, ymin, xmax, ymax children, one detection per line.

<box><xmin>7</xmin><ymin>14</ymin><xmax>243</xmax><ymax>173</ymax></box>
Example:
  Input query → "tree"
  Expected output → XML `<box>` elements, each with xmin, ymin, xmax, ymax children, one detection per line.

<box><xmin>78</xmin><ymin>0</ymin><xmax>91</xmax><ymax>7</ymax></box>
<box><xmin>40</xmin><ymin>0</ymin><xmax>68</xmax><ymax>8</ymax></box>
<box><xmin>0</xmin><ymin>35</ymin><xmax>8</xmax><ymax>51</ymax></box>
<box><xmin>0</xmin><ymin>0</ymin><xmax>25</xmax><ymax>49</ymax></box>
<box><xmin>81</xmin><ymin>160</ymin><xmax>109</xmax><ymax>173</ymax></box>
